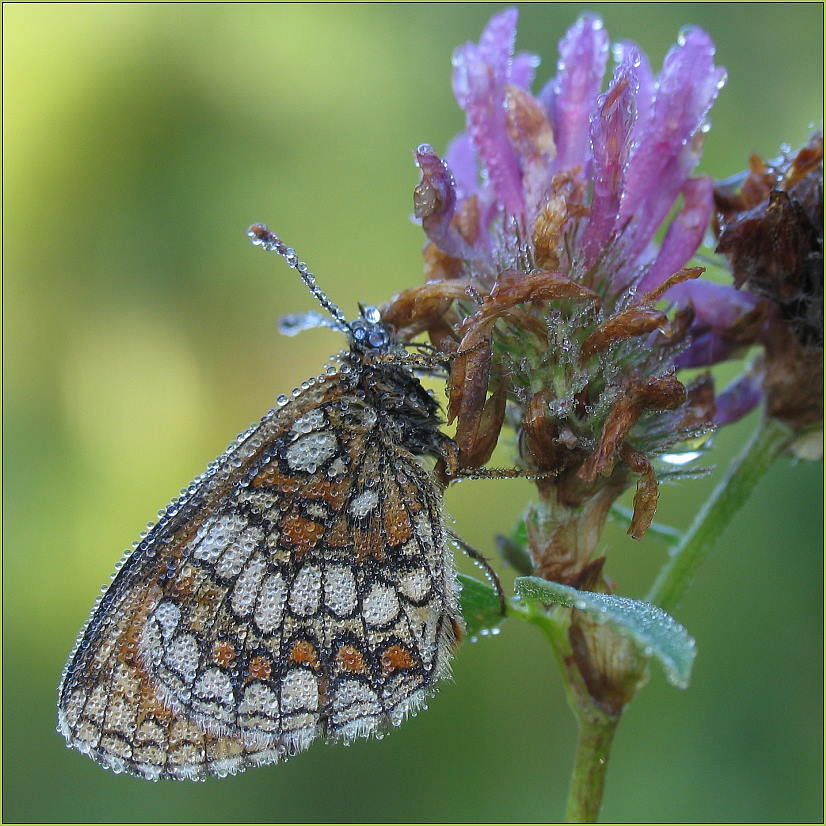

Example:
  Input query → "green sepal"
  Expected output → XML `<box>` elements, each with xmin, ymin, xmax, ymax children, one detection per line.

<box><xmin>514</xmin><ymin>576</ymin><xmax>696</xmax><ymax>688</ymax></box>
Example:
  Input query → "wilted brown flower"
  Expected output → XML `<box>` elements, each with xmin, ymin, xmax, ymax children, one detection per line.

<box><xmin>714</xmin><ymin>133</ymin><xmax>824</xmax><ymax>432</ymax></box>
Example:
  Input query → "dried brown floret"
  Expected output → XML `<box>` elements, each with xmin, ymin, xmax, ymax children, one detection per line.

<box><xmin>638</xmin><ymin>266</ymin><xmax>704</xmax><ymax>305</ymax></box>
<box><xmin>678</xmin><ymin>372</ymin><xmax>716</xmax><ymax>430</ymax></box>
<box><xmin>423</xmin><ymin>242</ymin><xmax>464</xmax><ymax>282</ymax></box>
<box><xmin>532</xmin><ymin>171</ymin><xmax>589</xmax><ymax>270</ymax></box>
<box><xmin>581</xmin><ymin>306</ymin><xmax>669</xmax><ymax>361</ymax></box>
<box><xmin>382</xmin><ymin>279</ymin><xmax>471</xmax><ymax>340</ymax></box>
<box><xmin>715</xmin><ymin>133</ymin><xmax>823</xmax><ymax>349</ymax></box>
<box><xmin>455</xmin><ymin>381</ymin><xmax>508</xmax><ymax>468</ymax></box>
<box><xmin>762</xmin><ymin>321</ymin><xmax>824</xmax><ymax>428</ymax></box>
<box><xmin>522</xmin><ymin>390</ymin><xmax>575</xmax><ymax>473</ymax></box>
<box><xmin>620</xmin><ymin>444</ymin><xmax>659</xmax><ymax>540</ymax></box>
<box><xmin>488</xmin><ymin>269</ymin><xmax>600</xmax><ymax>307</ymax></box>
<box><xmin>579</xmin><ymin>376</ymin><xmax>686</xmax><ymax>483</ymax></box>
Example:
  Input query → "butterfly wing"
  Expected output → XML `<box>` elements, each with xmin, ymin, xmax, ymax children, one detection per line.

<box><xmin>58</xmin><ymin>379</ymin><xmax>461</xmax><ymax>780</ymax></box>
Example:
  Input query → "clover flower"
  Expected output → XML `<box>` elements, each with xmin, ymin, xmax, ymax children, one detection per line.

<box><xmin>712</xmin><ymin>133</ymin><xmax>823</xmax><ymax>443</ymax></box>
<box><xmin>384</xmin><ymin>8</ymin><xmax>733</xmax><ymax>584</ymax></box>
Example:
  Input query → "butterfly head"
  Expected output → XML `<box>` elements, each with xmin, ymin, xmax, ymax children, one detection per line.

<box><xmin>348</xmin><ymin>304</ymin><xmax>393</xmax><ymax>354</ymax></box>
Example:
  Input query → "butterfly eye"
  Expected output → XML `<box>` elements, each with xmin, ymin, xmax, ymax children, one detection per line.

<box><xmin>361</xmin><ymin>305</ymin><xmax>382</xmax><ymax>324</ymax></box>
<box><xmin>368</xmin><ymin>329</ymin><xmax>388</xmax><ymax>349</ymax></box>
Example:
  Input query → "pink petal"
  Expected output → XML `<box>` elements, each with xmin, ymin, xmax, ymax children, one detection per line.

<box><xmin>445</xmin><ymin>133</ymin><xmax>479</xmax><ymax>199</ymax></box>
<box><xmin>676</xmin><ymin>328</ymin><xmax>735</xmax><ymax>368</ymax></box>
<box><xmin>452</xmin><ymin>8</ymin><xmax>524</xmax><ymax>217</ymax></box>
<box><xmin>582</xmin><ymin>45</ymin><xmax>645</xmax><ymax>266</ymax></box>
<box><xmin>637</xmin><ymin>176</ymin><xmax>715</xmax><ymax>294</ymax></box>
<box><xmin>667</xmin><ymin>280</ymin><xmax>759</xmax><ymax>328</ymax></box>
<box><xmin>512</xmin><ymin>51</ymin><xmax>541</xmax><ymax>90</ymax></box>
<box><xmin>714</xmin><ymin>371</ymin><xmax>763</xmax><ymax>425</ymax></box>
<box><xmin>414</xmin><ymin>144</ymin><xmax>470</xmax><ymax>259</ymax></box>
<box><xmin>540</xmin><ymin>14</ymin><xmax>609</xmax><ymax>177</ymax></box>
<box><xmin>619</xmin><ymin>27</ymin><xmax>726</xmax><ymax>260</ymax></box>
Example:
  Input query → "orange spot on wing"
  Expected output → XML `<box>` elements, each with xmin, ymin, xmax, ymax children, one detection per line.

<box><xmin>136</xmin><ymin>681</ymin><xmax>175</xmax><ymax>727</ymax></box>
<box><xmin>289</xmin><ymin>640</ymin><xmax>320</xmax><ymax>669</ymax></box>
<box><xmin>173</xmin><ymin>573</ymin><xmax>195</xmax><ymax>597</ymax></box>
<box><xmin>250</xmin><ymin>465</ymin><xmax>298</xmax><ymax>492</ymax></box>
<box><xmin>400</xmin><ymin>481</ymin><xmax>425</xmax><ymax>512</ymax></box>
<box><xmin>247</xmin><ymin>655</ymin><xmax>273</xmax><ymax>682</ymax></box>
<box><xmin>383</xmin><ymin>489</ymin><xmax>413</xmax><ymax>546</ymax></box>
<box><xmin>212</xmin><ymin>641</ymin><xmax>236</xmax><ymax>668</ymax></box>
<box><xmin>354</xmin><ymin>523</ymin><xmax>385</xmax><ymax>562</ymax></box>
<box><xmin>381</xmin><ymin>645</ymin><xmax>416</xmax><ymax>673</ymax></box>
<box><xmin>325</xmin><ymin>516</ymin><xmax>351</xmax><ymax>548</ymax></box>
<box><xmin>281</xmin><ymin>512</ymin><xmax>323</xmax><ymax>554</ymax></box>
<box><xmin>116</xmin><ymin>590</ymin><xmax>159</xmax><ymax>668</ymax></box>
<box><xmin>251</xmin><ymin>463</ymin><xmax>349</xmax><ymax>510</ymax></box>
<box><xmin>302</xmin><ymin>477</ymin><xmax>349</xmax><ymax>510</ymax></box>
<box><xmin>337</xmin><ymin>645</ymin><xmax>366</xmax><ymax>673</ymax></box>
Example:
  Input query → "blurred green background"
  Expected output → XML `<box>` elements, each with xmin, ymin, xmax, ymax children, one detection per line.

<box><xmin>4</xmin><ymin>3</ymin><xmax>822</xmax><ymax>822</ymax></box>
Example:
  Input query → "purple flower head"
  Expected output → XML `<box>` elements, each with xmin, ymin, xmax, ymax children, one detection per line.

<box><xmin>384</xmin><ymin>10</ymin><xmax>748</xmax><ymax>548</ymax></box>
<box><xmin>419</xmin><ymin>8</ymin><xmax>726</xmax><ymax>299</ymax></box>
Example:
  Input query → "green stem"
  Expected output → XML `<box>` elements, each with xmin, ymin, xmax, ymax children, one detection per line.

<box><xmin>647</xmin><ymin>416</ymin><xmax>793</xmax><ymax>613</ymax></box>
<box><xmin>511</xmin><ymin>601</ymin><xmax>620</xmax><ymax>823</ymax></box>
<box><xmin>565</xmin><ymin>708</ymin><xmax>620</xmax><ymax>823</ymax></box>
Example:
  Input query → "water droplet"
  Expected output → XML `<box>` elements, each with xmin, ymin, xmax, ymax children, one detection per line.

<box><xmin>661</xmin><ymin>450</ymin><xmax>701</xmax><ymax>466</ymax></box>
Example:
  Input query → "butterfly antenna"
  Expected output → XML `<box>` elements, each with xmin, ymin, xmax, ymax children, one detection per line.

<box><xmin>248</xmin><ymin>223</ymin><xmax>349</xmax><ymax>331</ymax></box>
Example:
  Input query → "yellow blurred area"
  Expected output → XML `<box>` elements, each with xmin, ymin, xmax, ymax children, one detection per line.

<box><xmin>4</xmin><ymin>3</ymin><xmax>822</xmax><ymax>822</ymax></box>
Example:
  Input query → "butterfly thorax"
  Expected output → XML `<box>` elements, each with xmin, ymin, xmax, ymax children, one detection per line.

<box><xmin>345</xmin><ymin>310</ymin><xmax>451</xmax><ymax>466</ymax></box>
<box><xmin>358</xmin><ymin>361</ymin><xmax>447</xmax><ymax>460</ymax></box>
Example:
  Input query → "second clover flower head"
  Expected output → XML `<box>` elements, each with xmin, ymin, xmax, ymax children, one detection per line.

<box><xmin>384</xmin><ymin>9</ymin><xmax>741</xmax><ymax>550</ymax></box>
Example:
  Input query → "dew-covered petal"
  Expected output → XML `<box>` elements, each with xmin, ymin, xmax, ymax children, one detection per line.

<box><xmin>675</xmin><ymin>328</ymin><xmax>735</xmax><ymax>369</ymax></box>
<box><xmin>619</xmin><ymin>27</ymin><xmax>726</xmax><ymax>258</ymax></box>
<box><xmin>714</xmin><ymin>371</ymin><xmax>764</xmax><ymax>425</ymax></box>
<box><xmin>505</xmin><ymin>84</ymin><xmax>556</xmax><ymax>221</ymax></box>
<box><xmin>638</xmin><ymin>176</ymin><xmax>715</xmax><ymax>294</ymax></box>
<box><xmin>541</xmin><ymin>14</ymin><xmax>609</xmax><ymax>177</ymax></box>
<box><xmin>452</xmin><ymin>8</ymin><xmax>524</xmax><ymax>217</ymax></box>
<box><xmin>673</xmin><ymin>282</ymin><xmax>762</xmax><ymax>368</ymax></box>
<box><xmin>617</xmin><ymin>40</ymin><xmax>655</xmax><ymax>149</ymax></box>
<box><xmin>667</xmin><ymin>279</ymin><xmax>759</xmax><ymax>329</ymax></box>
<box><xmin>581</xmin><ymin>46</ymin><xmax>644</xmax><ymax>265</ymax></box>
<box><xmin>414</xmin><ymin>144</ymin><xmax>470</xmax><ymax>259</ymax></box>
<box><xmin>444</xmin><ymin>133</ymin><xmax>478</xmax><ymax>199</ymax></box>
<box><xmin>511</xmin><ymin>50</ymin><xmax>541</xmax><ymax>90</ymax></box>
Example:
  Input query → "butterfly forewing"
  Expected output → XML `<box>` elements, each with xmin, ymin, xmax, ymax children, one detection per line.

<box><xmin>58</xmin><ymin>368</ymin><xmax>461</xmax><ymax>781</ymax></box>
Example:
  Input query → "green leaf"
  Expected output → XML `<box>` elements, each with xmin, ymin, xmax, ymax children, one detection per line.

<box><xmin>458</xmin><ymin>574</ymin><xmax>504</xmax><ymax>638</ymax></box>
<box><xmin>514</xmin><ymin>576</ymin><xmax>696</xmax><ymax>689</ymax></box>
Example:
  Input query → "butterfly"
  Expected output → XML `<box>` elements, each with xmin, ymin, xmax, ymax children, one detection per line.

<box><xmin>57</xmin><ymin>224</ymin><xmax>466</xmax><ymax>781</ymax></box>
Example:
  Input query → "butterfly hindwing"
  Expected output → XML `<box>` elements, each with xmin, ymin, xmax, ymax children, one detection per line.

<box><xmin>58</xmin><ymin>374</ymin><xmax>461</xmax><ymax>780</ymax></box>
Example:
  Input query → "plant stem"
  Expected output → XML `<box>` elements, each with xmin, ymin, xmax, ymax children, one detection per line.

<box><xmin>512</xmin><ymin>600</ymin><xmax>622</xmax><ymax>823</ymax></box>
<box><xmin>647</xmin><ymin>415</ymin><xmax>792</xmax><ymax>613</ymax></box>
<box><xmin>565</xmin><ymin>708</ymin><xmax>620</xmax><ymax>823</ymax></box>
